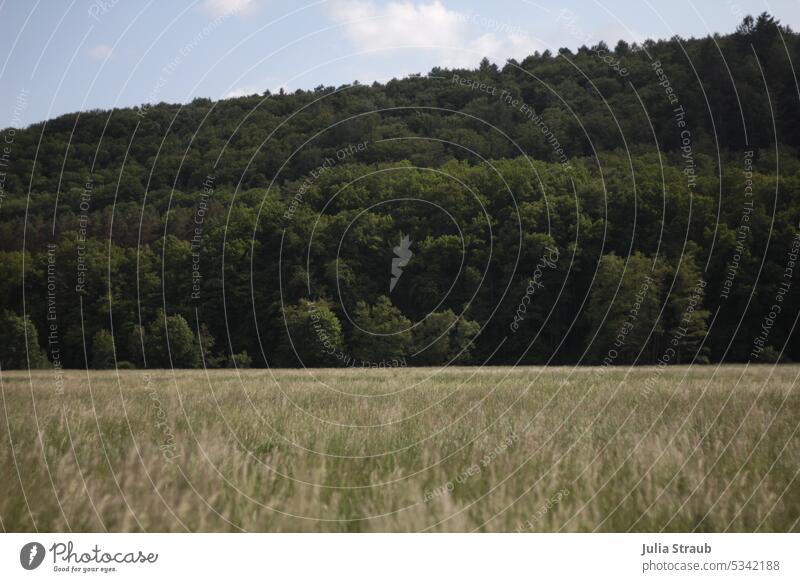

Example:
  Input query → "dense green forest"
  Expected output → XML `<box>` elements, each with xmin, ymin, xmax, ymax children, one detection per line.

<box><xmin>2</xmin><ymin>13</ymin><xmax>800</xmax><ymax>369</ymax></box>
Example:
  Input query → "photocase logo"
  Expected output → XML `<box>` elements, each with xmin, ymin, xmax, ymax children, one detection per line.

<box><xmin>20</xmin><ymin>542</ymin><xmax>45</xmax><ymax>570</ymax></box>
<box><xmin>390</xmin><ymin>233</ymin><xmax>413</xmax><ymax>292</ymax></box>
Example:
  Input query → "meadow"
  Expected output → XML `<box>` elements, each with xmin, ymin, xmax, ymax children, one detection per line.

<box><xmin>1</xmin><ymin>366</ymin><xmax>798</xmax><ymax>532</ymax></box>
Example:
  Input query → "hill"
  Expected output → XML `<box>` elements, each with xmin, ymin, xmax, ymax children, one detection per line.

<box><xmin>1</xmin><ymin>13</ymin><xmax>799</xmax><ymax>368</ymax></box>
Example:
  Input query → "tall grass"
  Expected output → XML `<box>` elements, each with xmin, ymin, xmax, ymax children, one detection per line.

<box><xmin>1</xmin><ymin>366</ymin><xmax>797</xmax><ymax>532</ymax></box>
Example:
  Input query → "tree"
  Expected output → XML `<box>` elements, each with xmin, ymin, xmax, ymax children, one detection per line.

<box><xmin>228</xmin><ymin>351</ymin><xmax>252</xmax><ymax>368</ymax></box>
<box><xmin>666</xmin><ymin>256</ymin><xmax>710</xmax><ymax>364</ymax></box>
<box><xmin>349</xmin><ymin>296</ymin><xmax>412</xmax><ymax>363</ymax></box>
<box><xmin>737</xmin><ymin>15</ymin><xmax>756</xmax><ymax>35</ymax></box>
<box><xmin>0</xmin><ymin>310</ymin><xmax>48</xmax><ymax>369</ymax></box>
<box><xmin>125</xmin><ymin>324</ymin><xmax>146</xmax><ymax>368</ymax></box>
<box><xmin>450</xmin><ymin>316</ymin><xmax>481</xmax><ymax>364</ymax></box>
<box><xmin>585</xmin><ymin>253</ymin><xmax>663</xmax><ymax>364</ymax></box>
<box><xmin>3</xmin><ymin>18</ymin><xmax>800</xmax><ymax>367</ymax></box>
<box><xmin>195</xmin><ymin>323</ymin><xmax>223</xmax><ymax>368</ymax></box>
<box><xmin>91</xmin><ymin>329</ymin><xmax>116</xmax><ymax>369</ymax></box>
<box><xmin>144</xmin><ymin>311</ymin><xmax>198</xmax><ymax>368</ymax></box>
<box><xmin>278</xmin><ymin>299</ymin><xmax>344</xmax><ymax>367</ymax></box>
<box><xmin>411</xmin><ymin>310</ymin><xmax>480</xmax><ymax>365</ymax></box>
<box><xmin>0</xmin><ymin>251</ymin><xmax>27</xmax><ymax>308</ymax></box>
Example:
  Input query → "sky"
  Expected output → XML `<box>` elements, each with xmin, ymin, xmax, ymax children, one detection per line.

<box><xmin>1</xmin><ymin>0</ymin><xmax>799</xmax><ymax>128</ymax></box>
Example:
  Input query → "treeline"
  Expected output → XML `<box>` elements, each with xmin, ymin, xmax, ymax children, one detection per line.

<box><xmin>1</xmin><ymin>14</ymin><xmax>800</xmax><ymax>368</ymax></box>
<box><xmin>2</xmin><ymin>154</ymin><xmax>798</xmax><ymax>368</ymax></box>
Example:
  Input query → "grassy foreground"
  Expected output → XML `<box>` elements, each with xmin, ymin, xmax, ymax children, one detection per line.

<box><xmin>1</xmin><ymin>366</ymin><xmax>798</xmax><ymax>532</ymax></box>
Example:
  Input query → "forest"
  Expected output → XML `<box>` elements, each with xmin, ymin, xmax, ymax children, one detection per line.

<box><xmin>1</xmin><ymin>13</ymin><xmax>800</xmax><ymax>369</ymax></box>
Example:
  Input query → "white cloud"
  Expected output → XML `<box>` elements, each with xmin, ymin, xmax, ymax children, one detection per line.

<box><xmin>328</xmin><ymin>1</ymin><xmax>543</xmax><ymax>67</ymax></box>
<box><xmin>468</xmin><ymin>33</ymin><xmax>505</xmax><ymax>57</ymax></box>
<box><xmin>507</xmin><ymin>33</ymin><xmax>543</xmax><ymax>57</ymax></box>
<box><xmin>202</xmin><ymin>0</ymin><xmax>257</xmax><ymax>17</ymax></box>
<box><xmin>330</xmin><ymin>0</ymin><xmax>465</xmax><ymax>51</ymax></box>
<box><xmin>86</xmin><ymin>44</ymin><xmax>113</xmax><ymax>60</ymax></box>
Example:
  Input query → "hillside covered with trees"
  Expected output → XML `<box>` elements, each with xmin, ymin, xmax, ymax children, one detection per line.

<box><xmin>2</xmin><ymin>13</ymin><xmax>800</xmax><ymax>369</ymax></box>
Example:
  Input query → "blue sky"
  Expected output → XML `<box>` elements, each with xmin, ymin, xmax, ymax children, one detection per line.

<box><xmin>2</xmin><ymin>0</ymin><xmax>799</xmax><ymax>128</ymax></box>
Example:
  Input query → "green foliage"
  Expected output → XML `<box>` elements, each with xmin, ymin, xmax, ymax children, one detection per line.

<box><xmin>412</xmin><ymin>310</ymin><xmax>480</xmax><ymax>365</ymax></box>
<box><xmin>0</xmin><ymin>310</ymin><xmax>48</xmax><ymax>369</ymax></box>
<box><xmin>144</xmin><ymin>311</ymin><xmax>198</xmax><ymax>368</ymax></box>
<box><xmin>585</xmin><ymin>253</ymin><xmax>664</xmax><ymax>364</ymax></box>
<box><xmin>350</xmin><ymin>296</ymin><xmax>412</xmax><ymax>363</ymax></box>
<box><xmin>279</xmin><ymin>299</ymin><xmax>344</xmax><ymax>367</ymax></box>
<box><xmin>91</xmin><ymin>329</ymin><xmax>116</xmax><ymax>369</ymax></box>
<box><xmin>125</xmin><ymin>324</ymin><xmax>146</xmax><ymax>368</ymax></box>
<box><xmin>229</xmin><ymin>351</ymin><xmax>252</xmax><ymax>368</ymax></box>
<box><xmin>666</xmin><ymin>256</ymin><xmax>711</xmax><ymax>364</ymax></box>
<box><xmin>0</xmin><ymin>15</ymin><xmax>798</xmax><ymax>367</ymax></box>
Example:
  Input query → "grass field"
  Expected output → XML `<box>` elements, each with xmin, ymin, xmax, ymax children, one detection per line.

<box><xmin>1</xmin><ymin>366</ymin><xmax>798</xmax><ymax>532</ymax></box>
